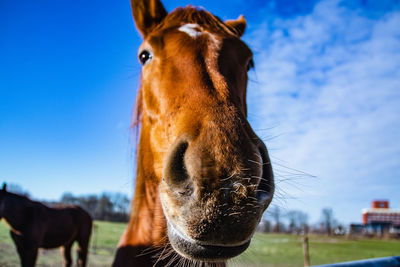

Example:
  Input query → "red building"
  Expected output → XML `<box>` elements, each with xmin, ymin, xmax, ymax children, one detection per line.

<box><xmin>362</xmin><ymin>200</ymin><xmax>400</xmax><ymax>226</ymax></box>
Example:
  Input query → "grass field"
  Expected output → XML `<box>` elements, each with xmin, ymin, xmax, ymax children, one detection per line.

<box><xmin>1</xmin><ymin>220</ymin><xmax>399</xmax><ymax>266</ymax></box>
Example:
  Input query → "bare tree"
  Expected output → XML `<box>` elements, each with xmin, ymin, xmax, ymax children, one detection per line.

<box><xmin>95</xmin><ymin>193</ymin><xmax>114</xmax><ymax>220</ymax></box>
<box><xmin>270</xmin><ymin>206</ymin><xmax>283</xmax><ymax>233</ymax></box>
<box><xmin>110</xmin><ymin>192</ymin><xmax>130</xmax><ymax>214</ymax></box>
<box><xmin>321</xmin><ymin>208</ymin><xmax>335</xmax><ymax>235</ymax></box>
<box><xmin>287</xmin><ymin>210</ymin><xmax>297</xmax><ymax>233</ymax></box>
<box><xmin>286</xmin><ymin>210</ymin><xmax>309</xmax><ymax>234</ymax></box>
<box><xmin>257</xmin><ymin>219</ymin><xmax>271</xmax><ymax>233</ymax></box>
<box><xmin>298</xmin><ymin>211</ymin><xmax>309</xmax><ymax>234</ymax></box>
<box><xmin>60</xmin><ymin>192</ymin><xmax>77</xmax><ymax>204</ymax></box>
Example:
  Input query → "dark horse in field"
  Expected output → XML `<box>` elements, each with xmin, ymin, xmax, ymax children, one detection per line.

<box><xmin>0</xmin><ymin>184</ymin><xmax>93</xmax><ymax>267</ymax></box>
<box><xmin>113</xmin><ymin>0</ymin><xmax>274</xmax><ymax>266</ymax></box>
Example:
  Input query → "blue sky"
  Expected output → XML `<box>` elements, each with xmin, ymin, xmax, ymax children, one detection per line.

<box><xmin>1</xmin><ymin>0</ymin><xmax>399</xmax><ymax>225</ymax></box>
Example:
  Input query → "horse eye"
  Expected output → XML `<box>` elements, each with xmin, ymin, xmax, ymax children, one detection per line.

<box><xmin>139</xmin><ymin>50</ymin><xmax>152</xmax><ymax>66</ymax></box>
<box><xmin>247</xmin><ymin>59</ymin><xmax>254</xmax><ymax>71</ymax></box>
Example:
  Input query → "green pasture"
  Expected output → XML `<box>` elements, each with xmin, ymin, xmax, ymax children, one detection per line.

<box><xmin>234</xmin><ymin>233</ymin><xmax>400</xmax><ymax>266</ymax></box>
<box><xmin>1</xmin><ymin>221</ymin><xmax>399</xmax><ymax>267</ymax></box>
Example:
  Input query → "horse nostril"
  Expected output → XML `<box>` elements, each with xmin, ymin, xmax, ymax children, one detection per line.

<box><xmin>256</xmin><ymin>144</ymin><xmax>274</xmax><ymax>203</ymax></box>
<box><xmin>164</xmin><ymin>140</ymin><xmax>193</xmax><ymax>195</ymax></box>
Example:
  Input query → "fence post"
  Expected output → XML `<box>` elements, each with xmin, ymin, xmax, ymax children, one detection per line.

<box><xmin>303</xmin><ymin>235</ymin><xmax>310</xmax><ymax>266</ymax></box>
<box><xmin>91</xmin><ymin>223</ymin><xmax>98</xmax><ymax>254</ymax></box>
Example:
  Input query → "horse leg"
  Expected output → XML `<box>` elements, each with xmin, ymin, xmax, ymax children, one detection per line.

<box><xmin>76</xmin><ymin>219</ymin><xmax>92</xmax><ymax>267</ymax></box>
<box><xmin>10</xmin><ymin>231</ymin><xmax>38</xmax><ymax>267</ymax></box>
<box><xmin>21</xmin><ymin>247</ymin><xmax>38</xmax><ymax>267</ymax></box>
<box><xmin>60</xmin><ymin>242</ymin><xmax>73</xmax><ymax>267</ymax></box>
<box><xmin>76</xmin><ymin>240</ymin><xmax>89</xmax><ymax>267</ymax></box>
<box><xmin>77</xmin><ymin>229</ymin><xmax>91</xmax><ymax>267</ymax></box>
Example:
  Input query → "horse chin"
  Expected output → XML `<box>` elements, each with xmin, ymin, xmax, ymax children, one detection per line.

<box><xmin>167</xmin><ymin>222</ymin><xmax>251</xmax><ymax>262</ymax></box>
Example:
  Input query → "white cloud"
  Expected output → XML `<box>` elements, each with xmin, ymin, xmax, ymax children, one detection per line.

<box><xmin>245</xmin><ymin>0</ymin><xmax>400</xmax><ymax>223</ymax></box>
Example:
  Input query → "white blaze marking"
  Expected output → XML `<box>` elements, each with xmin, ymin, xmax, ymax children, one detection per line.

<box><xmin>178</xmin><ymin>23</ymin><xmax>203</xmax><ymax>38</ymax></box>
<box><xmin>178</xmin><ymin>23</ymin><xmax>226</xmax><ymax>95</ymax></box>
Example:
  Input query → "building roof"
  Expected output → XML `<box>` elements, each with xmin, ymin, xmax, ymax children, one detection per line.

<box><xmin>362</xmin><ymin>208</ymin><xmax>400</xmax><ymax>214</ymax></box>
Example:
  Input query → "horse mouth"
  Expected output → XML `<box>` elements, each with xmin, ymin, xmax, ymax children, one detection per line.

<box><xmin>167</xmin><ymin>222</ymin><xmax>250</xmax><ymax>261</ymax></box>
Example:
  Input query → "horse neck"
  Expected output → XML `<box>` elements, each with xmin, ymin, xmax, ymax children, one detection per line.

<box><xmin>2</xmin><ymin>194</ymin><xmax>29</xmax><ymax>233</ymax></box>
<box><xmin>121</xmin><ymin>120</ymin><xmax>167</xmax><ymax>247</ymax></box>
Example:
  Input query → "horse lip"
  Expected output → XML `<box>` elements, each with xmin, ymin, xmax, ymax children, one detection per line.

<box><xmin>167</xmin><ymin>222</ymin><xmax>251</xmax><ymax>261</ymax></box>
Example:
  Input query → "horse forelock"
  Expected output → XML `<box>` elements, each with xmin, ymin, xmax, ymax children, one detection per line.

<box><xmin>154</xmin><ymin>6</ymin><xmax>240</xmax><ymax>38</ymax></box>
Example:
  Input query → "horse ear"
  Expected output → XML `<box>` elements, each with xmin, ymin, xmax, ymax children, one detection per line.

<box><xmin>1</xmin><ymin>183</ymin><xmax>6</xmax><ymax>192</ymax></box>
<box><xmin>131</xmin><ymin>0</ymin><xmax>168</xmax><ymax>37</ymax></box>
<box><xmin>225</xmin><ymin>15</ymin><xmax>247</xmax><ymax>37</ymax></box>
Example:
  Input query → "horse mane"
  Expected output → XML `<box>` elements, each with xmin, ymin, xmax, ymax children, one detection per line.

<box><xmin>3</xmin><ymin>191</ymin><xmax>30</xmax><ymax>202</ymax></box>
<box><xmin>1</xmin><ymin>191</ymin><xmax>77</xmax><ymax>210</ymax></box>
<box><xmin>131</xmin><ymin>80</ymin><xmax>143</xmax><ymax>133</ymax></box>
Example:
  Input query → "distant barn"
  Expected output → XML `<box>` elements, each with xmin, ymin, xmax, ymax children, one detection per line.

<box><xmin>362</xmin><ymin>200</ymin><xmax>400</xmax><ymax>236</ymax></box>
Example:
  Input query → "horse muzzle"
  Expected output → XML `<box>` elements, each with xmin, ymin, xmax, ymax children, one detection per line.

<box><xmin>159</xmin><ymin>136</ymin><xmax>274</xmax><ymax>261</ymax></box>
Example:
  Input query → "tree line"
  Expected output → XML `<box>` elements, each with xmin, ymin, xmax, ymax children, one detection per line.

<box><xmin>258</xmin><ymin>206</ymin><xmax>344</xmax><ymax>235</ymax></box>
<box><xmin>58</xmin><ymin>192</ymin><xmax>130</xmax><ymax>222</ymax></box>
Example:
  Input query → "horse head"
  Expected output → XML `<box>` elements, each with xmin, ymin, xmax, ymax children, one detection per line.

<box><xmin>130</xmin><ymin>0</ymin><xmax>274</xmax><ymax>262</ymax></box>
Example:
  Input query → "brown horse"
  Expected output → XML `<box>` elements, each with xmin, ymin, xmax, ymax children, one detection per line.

<box><xmin>113</xmin><ymin>0</ymin><xmax>274</xmax><ymax>266</ymax></box>
<box><xmin>0</xmin><ymin>184</ymin><xmax>93</xmax><ymax>267</ymax></box>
